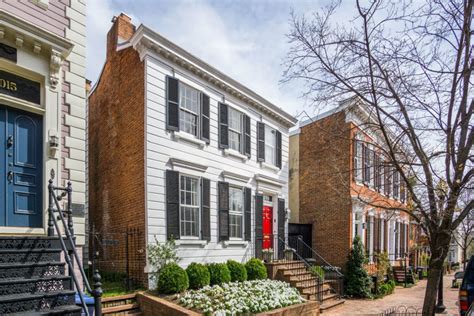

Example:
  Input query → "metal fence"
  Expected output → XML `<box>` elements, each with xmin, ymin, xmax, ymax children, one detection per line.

<box><xmin>89</xmin><ymin>226</ymin><xmax>146</xmax><ymax>292</ymax></box>
<box><xmin>380</xmin><ymin>306</ymin><xmax>423</xmax><ymax>315</ymax></box>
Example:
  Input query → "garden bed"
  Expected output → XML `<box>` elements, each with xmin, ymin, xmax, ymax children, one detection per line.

<box><xmin>138</xmin><ymin>280</ymin><xmax>319</xmax><ymax>316</ymax></box>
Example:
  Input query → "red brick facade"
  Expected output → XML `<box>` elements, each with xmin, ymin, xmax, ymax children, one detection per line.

<box><xmin>88</xmin><ymin>14</ymin><xmax>147</xmax><ymax>285</ymax></box>
<box><xmin>297</xmin><ymin>107</ymin><xmax>413</xmax><ymax>271</ymax></box>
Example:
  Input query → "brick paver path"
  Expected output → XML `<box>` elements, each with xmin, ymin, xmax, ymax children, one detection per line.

<box><xmin>328</xmin><ymin>273</ymin><xmax>459</xmax><ymax>315</ymax></box>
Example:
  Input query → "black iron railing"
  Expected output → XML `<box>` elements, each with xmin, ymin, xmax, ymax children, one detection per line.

<box><xmin>288</xmin><ymin>235</ymin><xmax>344</xmax><ymax>298</ymax></box>
<box><xmin>244</xmin><ymin>235</ymin><xmax>324</xmax><ymax>302</ymax></box>
<box><xmin>47</xmin><ymin>170</ymin><xmax>102</xmax><ymax>316</ymax></box>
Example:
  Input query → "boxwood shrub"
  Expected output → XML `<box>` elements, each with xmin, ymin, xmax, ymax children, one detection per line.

<box><xmin>158</xmin><ymin>263</ymin><xmax>189</xmax><ymax>294</ymax></box>
<box><xmin>227</xmin><ymin>260</ymin><xmax>247</xmax><ymax>282</ymax></box>
<box><xmin>245</xmin><ymin>258</ymin><xmax>267</xmax><ymax>280</ymax></box>
<box><xmin>186</xmin><ymin>262</ymin><xmax>210</xmax><ymax>289</ymax></box>
<box><xmin>207</xmin><ymin>263</ymin><xmax>231</xmax><ymax>285</ymax></box>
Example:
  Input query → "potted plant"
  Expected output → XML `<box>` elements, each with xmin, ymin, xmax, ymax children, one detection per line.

<box><xmin>262</xmin><ymin>248</ymin><xmax>274</xmax><ymax>263</ymax></box>
<box><xmin>284</xmin><ymin>248</ymin><xmax>294</xmax><ymax>261</ymax></box>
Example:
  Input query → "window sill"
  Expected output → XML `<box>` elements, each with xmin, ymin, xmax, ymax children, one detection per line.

<box><xmin>175</xmin><ymin>239</ymin><xmax>208</xmax><ymax>248</ymax></box>
<box><xmin>172</xmin><ymin>131</ymin><xmax>206</xmax><ymax>148</ymax></box>
<box><xmin>260</xmin><ymin>161</ymin><xmax>279</xmax><ymax>172</ymax></box>
<box><xmin>223</xmin><ymin>149</ymin><xmax>248</xmax><ymax>161</ymax></box>
<box><xmin>223</xmin><ymin>240</ymin><xmax>248</xmax><ymax>248</ymax></box>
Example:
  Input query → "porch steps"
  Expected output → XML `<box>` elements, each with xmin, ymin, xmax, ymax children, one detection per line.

<box><xmin>0</xmin><ymin>236</ymin><xmax>82</xmax><ymax>315</ymax></box>
<box><xmin>393</xmin><ymin>267</ymin><xmax>416</xmax><ymax>284</ymax></box>
<box><xmin>270</xmin><ymin>260</ymin><xmax>345</xmax><ymax>313</ymax></box>
<box><xmin>102</xmin><ymin>293</ymin><xmax>142</xmax><ymax>315</ymax></box>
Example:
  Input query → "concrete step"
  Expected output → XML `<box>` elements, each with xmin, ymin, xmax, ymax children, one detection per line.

<box><xmin>320</xmin><ymin>299</ymin><xmax>345</xmax><ymax>313</ymax></box>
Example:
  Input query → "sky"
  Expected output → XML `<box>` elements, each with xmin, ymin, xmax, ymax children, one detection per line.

<box><xmin>86</xmin><ymin>0</ymin><xmax>342</xmax><ymax>118</ymax></box>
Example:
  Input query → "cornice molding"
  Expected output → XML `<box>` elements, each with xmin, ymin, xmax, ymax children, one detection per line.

<box><xmin>0</xmin><ymin>11</ymin><xmax>73</xmax><ymax>56</ymax></box>
<box><xmin>130</xmin><ymin>25</ymin><xmax>297</xmax><ymax>128</ymax></box>
<box><xmin>169</xmin><ymin>158</ymin><xmax>208</xmax><ymax>173</ymax></box>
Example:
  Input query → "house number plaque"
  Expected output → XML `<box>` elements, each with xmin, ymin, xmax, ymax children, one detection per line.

<box><xmin>0</xmin><ymin>70</ymin><xmax>40</xmax><ymax>104</ymax></box>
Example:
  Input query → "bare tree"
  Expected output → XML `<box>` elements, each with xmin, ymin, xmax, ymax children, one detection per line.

<box><xmin>283</xmin><ymin>0</ymin><xmax>473</xmax><ymax>314</ymax></box>
<box><xmin>453</xmin><ymin>192</ymin><xmax>474</xmax><ymax>269</ymax></box>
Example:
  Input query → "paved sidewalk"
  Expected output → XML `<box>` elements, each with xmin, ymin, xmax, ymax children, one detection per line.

<box><xmin>328</xmin><ymin>273</ymin><xmax>459</xmax><ymax>315</ymax></box>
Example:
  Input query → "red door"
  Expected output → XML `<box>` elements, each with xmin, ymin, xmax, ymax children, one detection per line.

<box><xmin>262</xmin><ymin>206</ymin><xmax>273</xmax><ymax>249</ymax></box>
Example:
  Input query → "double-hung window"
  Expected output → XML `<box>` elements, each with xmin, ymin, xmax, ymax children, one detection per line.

<box><xmin>229</xmin><ymin>187</ymin><xmax>244</xmax><ymax>239</ymax></box>
<box><xmin>179</xmin><ymin>83</ymin><xmax>200</xmax><ymax>136</ymax></box>
<box><xmin>393</xmin><ymin>169</ymin><xmax>400</xmax><ymax>200</ymax></box>
<box><xmin>354</xmin><ymin>138</ymin><xmax>363</xmax><ymax>182</ymax></box>
<box><xmin>265</xmin><ymin>125</ymin><xmax>276</xmax><ymax>165</ymax></box>
<box><xmin>180</xmin><ymin>175</ymin><xmax>200</xmax><ymax>237</ymax></box>
<box><xmin>228</xmin><ymin>107</ymin><xmax>243</xmax><ymax>152</ymax></box>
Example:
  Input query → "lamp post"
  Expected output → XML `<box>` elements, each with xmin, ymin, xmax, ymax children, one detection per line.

<box><xmin>435</xmin><ymin>269</ymin><xmax>446</xmax><ymax>313</ymax></box>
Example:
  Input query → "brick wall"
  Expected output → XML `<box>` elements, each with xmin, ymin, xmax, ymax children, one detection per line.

<box><xmin>297</xmin><ymin>109</ymin><xmax>412</xmax><ymax>270</ymax></box>
<box><xmin>88</xmin><ymin>14</ymin><xmax>147</xmax><ymax>286</ymax></box>
<box><xmin>298</xmin><ymin>112</ymin><xmax>352</xmax><ymax>268</ymax></box>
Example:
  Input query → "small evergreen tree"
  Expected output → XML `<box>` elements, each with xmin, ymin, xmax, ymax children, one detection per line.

<box><xmin>345</xmin><ymin>236</ymin><xmax>372</xmax><ymax>298</ymax></box>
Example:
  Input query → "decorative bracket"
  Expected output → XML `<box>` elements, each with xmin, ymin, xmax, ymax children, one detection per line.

<box><xmin>49</xmin><ymin>49</ymin><xmax>62</xmax><ymax>90</ymax></box>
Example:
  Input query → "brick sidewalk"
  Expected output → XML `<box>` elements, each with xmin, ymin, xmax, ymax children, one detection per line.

<box><xmin>327</xmin><ymin>273</ymin><xmax>459</xmax><ymax>315</ymax></box>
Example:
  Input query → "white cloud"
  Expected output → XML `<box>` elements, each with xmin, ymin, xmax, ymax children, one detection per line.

<box><xmin>86</xmin><ymin>0</ymin><xmax>331</xmax><ymax>116</ymax></box>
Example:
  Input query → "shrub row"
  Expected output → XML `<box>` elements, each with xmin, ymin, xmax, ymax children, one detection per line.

<box><xmin>377</xmin><ymin>280</ymin><xmax>396</xmax><ymax>297</ymax></box>
<box><xmin>157</xmin><ymin>258</ymin><xmax>267</xmax><ymax>294</ymax></box>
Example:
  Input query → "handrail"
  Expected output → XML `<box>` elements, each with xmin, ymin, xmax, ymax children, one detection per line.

<box><xmin>47</xmin><ymin>171</ymin><xmax>102</xmax><ymax>316</ymax></box>
<box><xmin>276</xmin><ymin>236</ymin><xmax>324</xmax><ymax>302</ymax></box>
<box><xmin>291</xmin><ymin>236</ymin><xmax>344</xmax><ymax>278</ymax></box>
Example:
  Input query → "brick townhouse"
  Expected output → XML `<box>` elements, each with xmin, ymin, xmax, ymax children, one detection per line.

<box><xmin>88</xmin><ymin>13</ymin><xmax>297</xmax><ymax>287</ymax></box>
<box><xmin>0</xmin><ymin>1</ymin><xmax>88</xmax><ymax>314</ymax></box>
<box><xmin>289</xmin><ymin>99</ymin><xmax>417</xmax><ymax>271</ymax></box>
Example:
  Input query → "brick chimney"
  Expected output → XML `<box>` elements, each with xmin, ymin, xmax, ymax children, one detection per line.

<box><xmin>107</xmin><ymin>13</ymin><xmax>135</xmax><ymax>58</ymax></box>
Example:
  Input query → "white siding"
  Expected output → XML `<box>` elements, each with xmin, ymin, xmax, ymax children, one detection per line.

<box><xmin>144</xmin><ymin>54</ymin><xmax>291</xmax><ymax>268</ymax></box>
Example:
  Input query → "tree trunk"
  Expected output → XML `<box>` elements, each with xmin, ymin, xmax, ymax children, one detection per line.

<box><xmin>422</xmin><ymin>237</ymin><xmax>450</xmax><ymax>315</ymax></box>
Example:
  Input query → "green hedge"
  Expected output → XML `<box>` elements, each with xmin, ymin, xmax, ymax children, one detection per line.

<box><xmin>207</xmin><ymin>263</ymin><xmax>231</xmax><ymax>286</ymax></box>
<box><xmin>245</xmin><ymin>258</ymin><xmax>267</xmax><ymax>280</ymax></box>
<box><xmin>227</xmin><ymin>260</ymin><xmax>248</xmax><ymax>282</ymax></box>
<box><xmin>158</xmin><ymin>263</ymin><xmax>189</xmax><ymax>294</ymax></box>
<box><xmin>186</xmin><ymin>263</ymin><xmax>210</xmax><ymax>289</ymax></box>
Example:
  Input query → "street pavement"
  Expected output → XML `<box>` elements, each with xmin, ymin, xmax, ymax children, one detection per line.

<box><xmin>328</xmin><ymin>273</ymin><xmax>460</xmax><ymax>315</ymax></box>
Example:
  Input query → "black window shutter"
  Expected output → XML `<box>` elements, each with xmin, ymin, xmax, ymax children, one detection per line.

<box><xmin>244</xmin><ymin>187</ymin><xmax>252</xmax><ymax>241</ymax></box>
<box><xmin>201</xmin><ymin>178</ymin><xmax>211</xmax><ymax>241</ymax></box>
<box><xmin>277</xmin><ymin>198</ymin><xmax>285</xmax><ymax>259</ymax></box>
<box><xmin>218</xmin><ymin>102</ymin><xmax>229</xmax><ymax>149</ymax></box>
<box><xmin>254</xmin><ymin>194</ymin><xmax>263</xmax><ymax>259</ymax></box>
<box><xmin>166</xmin><ymin>170</ymin><xmax>180</xmax><ymax>240</ymax></box>
<box><xmin>166</xmin><ymin>76</ymin><xmax>179</xmax><ymax>131</ymax></box>
<box><xmin>201</xmin><ymin>93</ymin><xmax>210</xmax><ymax>144</ymax></box>
<box><xmin>257</xmin><ymin>122</ymin><xmax>265</xmax><ymax>162</ymax></box>
<box><xmin>243</xmin><ymin>115</ymin><xmax>251</xmax><ymax>157</ymax></box>
<box><xmin>353</xmin><ymin>139</ymin><xmax>358</xmax><ymax>181</ymax></box>
<box><xmin>383</xmin><ymin>220</ymin><xmax>388</xmax><ymax>252</ymax></box>
<box><xmin>218</xmin><ymin>182</ymin><xmax>229</xmax><ymax>241</ymax></box>
<box><xmin>276</xmin><ymin>131</ymin><xmax>282</xmax><ymax>169</ymax></box>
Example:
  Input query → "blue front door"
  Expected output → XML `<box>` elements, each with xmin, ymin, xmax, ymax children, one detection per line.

<box><xmin>1</xmin><ymin>105</ymin><xmax>43</xmax><ymax>227</ymax></box>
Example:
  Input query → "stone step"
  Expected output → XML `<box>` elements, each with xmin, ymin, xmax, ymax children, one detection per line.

<box><xmin>0</xmin><ymin>275</ymin><xmax>72</xmax><ymax>296</ymax></box>
<box><xmin>0</xmin><ymin>249</ymin><xmax>62</xmax><ymax>264</ymax></box>
<box><xmin>320</xmin><ymin>299</ymin><xmax>345</xmax><ymax>313</ymax></box>
<box><xmin>103</xmin><ymin>303</ymin><xmax>139</xmax><ymax>314</ymax></box>
<box><xmin>0</xmin><ymin>290</ymin><xmax>76</xmax><ymax>314</ymax></box>
<box><xmin>0</xmin><ymin>262</ymin><xmax>66</xmax><ymax>279</ymax></box>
